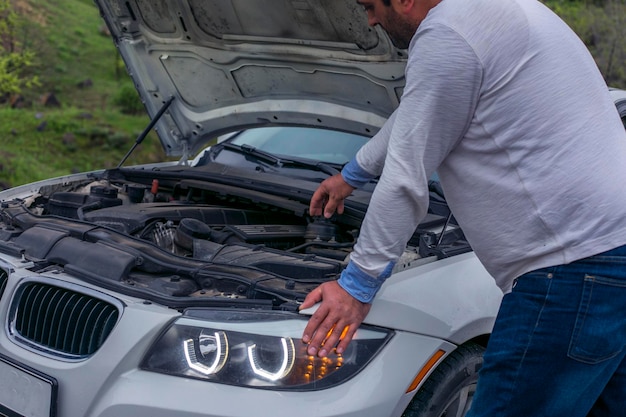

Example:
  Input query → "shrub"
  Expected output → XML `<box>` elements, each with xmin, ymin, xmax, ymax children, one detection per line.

<box><xmin>112</xmin><ymin>83</ymin><xmax>145</xmax><ymax>115</ymax></box>
<box><xmin>0</xmin><ymin>0</ymin><xmax>40</xmax><ymax>96</ymax></box>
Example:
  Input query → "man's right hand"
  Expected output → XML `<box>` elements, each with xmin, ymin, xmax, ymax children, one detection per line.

<box><xmin>300</xmin><ymin>281</ymin><xmax>371</xmax><ymax>357</ymax></box>
<box><xmin>309</xmin><ymin>173</ymin><xmax>355</xmax><ymax>218</ymax></box>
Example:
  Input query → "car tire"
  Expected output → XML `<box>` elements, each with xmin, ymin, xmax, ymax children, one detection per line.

<box><xmin>402</xmin><ymin>342</ymin><xmax>485</xmax><ymax>417</ymax></box>
<box><xmin>616</xmin><ymin>99</ymin><xmax>626</xmax><ymax>129</ymax></box>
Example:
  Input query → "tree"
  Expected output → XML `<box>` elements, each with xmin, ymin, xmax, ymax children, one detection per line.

<box><xmin>0</xmin><ymin>0</ymin><xmax>39</xmax><ymax>97</ymax></box>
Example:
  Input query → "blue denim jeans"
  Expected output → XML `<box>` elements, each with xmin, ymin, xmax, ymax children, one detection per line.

<box><xmin>467</xmin><ymin>245</ymin><xmax>626</xmax><ymax>417</ymax></box>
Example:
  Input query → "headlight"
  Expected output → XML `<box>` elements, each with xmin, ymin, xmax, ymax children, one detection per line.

<box><xmin>141</xmin><ymin>309</ymin><xmax>393</xmax><ymax>390</ymax></box>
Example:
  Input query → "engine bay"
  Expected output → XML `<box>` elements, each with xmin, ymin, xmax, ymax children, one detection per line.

<box><xmin>0</xmin><ymin>166</ymin><xmax>469</xmax><ymax>311</ymax></box>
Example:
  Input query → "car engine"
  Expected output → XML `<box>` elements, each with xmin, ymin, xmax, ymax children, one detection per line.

<box><xmin>0</xmin><ymin>166</ymin><xmax>467</xmax><ymax>312</ymax></box>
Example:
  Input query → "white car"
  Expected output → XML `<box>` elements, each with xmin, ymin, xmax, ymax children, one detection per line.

<box><xmin>0</xmin><ymin>2</ymin><xmax>623</xmax><ymax>417</ymax></box>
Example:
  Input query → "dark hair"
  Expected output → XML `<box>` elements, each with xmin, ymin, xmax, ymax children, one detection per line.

<box><xmin>382</xmin><ymin>0</ymin><xmax>391</xmax><ymax>4</ymax></box>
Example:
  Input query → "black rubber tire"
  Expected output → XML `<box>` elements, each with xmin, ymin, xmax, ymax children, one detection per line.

<box><xmin>616</xmin><ymin>99</ymin><xmax>626</xmax><ymax>129</ymax></box>
<box><xmin>402</xmin><ymin>342</ymin><xmax>485</xmax><ymax>417</ymax></box>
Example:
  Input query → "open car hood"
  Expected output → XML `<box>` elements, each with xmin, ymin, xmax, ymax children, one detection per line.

<box><xmin>94</xmin><ymin>0</ymin><xmax>408</xmax><ymax>157</ymax></box>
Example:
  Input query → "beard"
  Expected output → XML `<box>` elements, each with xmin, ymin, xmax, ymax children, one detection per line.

<box><xmin>382</xmin><ymin>10</ymin><xmax>417</xmax><ymax>49</ymax></box>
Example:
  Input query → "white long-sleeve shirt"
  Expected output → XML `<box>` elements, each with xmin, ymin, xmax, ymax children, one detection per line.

<box><xmin>340</xmin><ymin>0</ymin><xmax>626</xmax><ymax>297</ymax></box>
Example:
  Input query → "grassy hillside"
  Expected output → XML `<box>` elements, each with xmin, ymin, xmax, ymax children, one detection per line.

<box><xmin>0</xmin><ymin>0</ymin><xmax>169</xmax><ymax>188</ymax></box>
<box><xmin>0</xmin><ymin>0</ymin><xmax>625</xmax><ymax>188</ymax></box>
<box><xmin>21</xmin><ymin>0</ymin><xmax>130</xmax><ymax>108</ymax></box>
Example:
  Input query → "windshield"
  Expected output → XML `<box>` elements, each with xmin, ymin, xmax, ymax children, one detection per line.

<box><xmin>228</xmin><ymin>127</ymin><xmax>370</xmax><ymax>165</ymax></box>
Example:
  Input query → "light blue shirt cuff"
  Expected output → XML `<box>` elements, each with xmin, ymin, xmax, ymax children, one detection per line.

<box><xmin>337</xmin><ymin>261</ymin><xmax>395</xmax><ymax>303</ymax></box>
<box><xmin>341</xmin><ymin>157</ymin><xmax>375</xmax><ymax>189</ymax></box>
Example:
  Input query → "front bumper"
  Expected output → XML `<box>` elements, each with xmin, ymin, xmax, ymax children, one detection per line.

<box><xmin>0</xmin><ymin>257</ymin><xmax>453</xmax><ymax>417</ymax></box>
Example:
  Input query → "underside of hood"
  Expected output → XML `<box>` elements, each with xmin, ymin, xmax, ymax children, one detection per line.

<box><xmin>94</xmin><ymin>0</ymin><xmax>407</xmax><ymax>156</ymax></box>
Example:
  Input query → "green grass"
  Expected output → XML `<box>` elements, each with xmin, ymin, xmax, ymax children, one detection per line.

<box><xmin>22</xmin><ymin>0</ymin><xmax>126</xmax><ymax>108</ymax></box>
<box><xmin>0</xmin><ymin>0</ymin><xmax>171</xmax><ymax>188</ymax></box>
<box><xmin>0</xmin><ymin>106</ymin><xmax>166</xmax><ymax>187</ymax></box>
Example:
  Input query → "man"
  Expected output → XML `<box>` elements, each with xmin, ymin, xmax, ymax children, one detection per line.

<box><xmin>299</xmin><ymin>0</ymin><xmax>626</xmax><ymax>415</ymax></box>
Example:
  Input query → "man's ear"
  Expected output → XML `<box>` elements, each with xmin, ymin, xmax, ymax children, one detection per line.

<box><xmin>391</xmin><ymin>0</ymin><xmax>416</xmax><ymax>15</ymax></box>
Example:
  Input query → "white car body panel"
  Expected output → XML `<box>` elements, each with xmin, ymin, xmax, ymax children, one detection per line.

<box><xmin>301</xmin><ymin>252</ymin><xmax>501</xmax><ymax>344</ymax></box>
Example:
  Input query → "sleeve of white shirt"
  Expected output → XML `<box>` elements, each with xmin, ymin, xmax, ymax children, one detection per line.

<box><xmin>338</xmin><ymin>25</ymin><xmax>483</xmax><ymax>301</ymax></box>
<box><xmin>341</xmin><ymin>111</ymin><xmax>398</xmax><ymax>187</ymax></box>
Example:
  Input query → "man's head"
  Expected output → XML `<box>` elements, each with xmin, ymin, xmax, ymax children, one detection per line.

<box><xmin>357</xmin><ymin>0</ymin><xmax>441</xmax><ymax>49</ymax></box>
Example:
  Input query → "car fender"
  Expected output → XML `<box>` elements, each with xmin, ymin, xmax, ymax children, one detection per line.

<box><xmin>360</xmin><ymin>252</ymin><xmax>501</xmax><ymax>345</ymax></box>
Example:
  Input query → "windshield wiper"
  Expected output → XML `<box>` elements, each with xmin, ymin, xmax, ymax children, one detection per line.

<box><xmin>224</xmin><ymin>143</ymin><xmax>283</xmax><ymax>166</ymax></box>
<box><xmin>220</xmin><ymin>143</ymin><xmax>340</xmax><ymax>176</ymax></box>
<box><xmin>281</xmin><ymin>157</ymin><xmax>340</xmax><ymax>176</ymax></box>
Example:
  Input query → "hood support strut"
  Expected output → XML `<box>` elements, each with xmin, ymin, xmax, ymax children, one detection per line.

<box><xmin>117</xmin><ymin>96</ymin><xmax>176</xmax><ymax>168</ymax></box>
